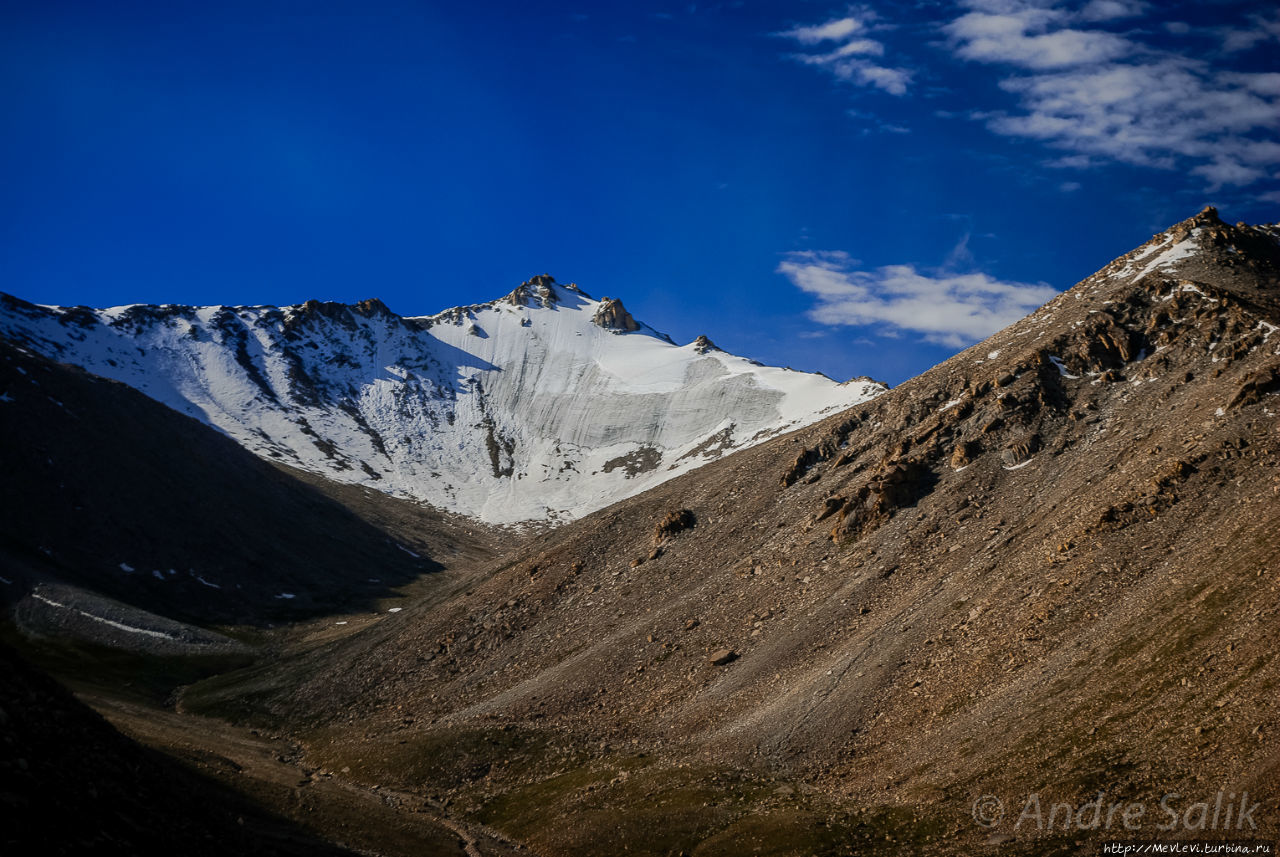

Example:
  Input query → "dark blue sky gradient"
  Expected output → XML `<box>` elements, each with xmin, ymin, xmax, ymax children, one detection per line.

<box><xmin>3</xmin><ymin>1</ymin><xmax>1276</xmax><ymax>384</ymax></box>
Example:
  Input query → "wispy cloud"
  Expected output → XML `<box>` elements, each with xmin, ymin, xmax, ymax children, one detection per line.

<box><xmin>941</xmin><ymin>0</ymin><xmax>1280</xmax><ymax>191</ymax></box>
<box><xmin>768</xmin><ymin>3</ymin><xmax>1279</xmax><ymax>197</ymax></box>
<box><xmin>846</xmin><ymin>109</ymin><xmax>911</xmax><ymax>135</ymax></box>
<box><xmin>776</xmin><ymin>10</ymin><xmax>912</xmax><ymax>96</ymax></box>
<box><xmin>986</xmin><ymin>59</ymin><xmax>1280</xmax><ymax>189</ymax></box>
<box><xmin>1079</xmin><ymin>0</ymin><xmax>1149</xmax><ymax>23</ymax></box>
<box><xmin>1219</xmin><ymin>13</ymin><xmax>1280</xmax><ymax>53</ymax></box>
<box><xmin>779</xmin><ymin>250</ymin><xmax>1057</xmax><ymax>348</ymax></box>
<box><xmin>943</xmin><ymin>231</ymin><xmax>974</xmax><ymax>269</ymax></box>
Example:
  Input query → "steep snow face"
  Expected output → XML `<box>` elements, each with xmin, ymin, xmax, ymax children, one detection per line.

<box><xmin>0</xmin><ymin>279</ymin><xmax>885</xmax><ymax>524</ymax></box>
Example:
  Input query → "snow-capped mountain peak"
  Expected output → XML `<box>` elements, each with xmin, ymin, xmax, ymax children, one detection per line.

<box><xmin>0</xmin><ymin>277</ymin><xmax>886</xmax><ymax>524</ymax></box>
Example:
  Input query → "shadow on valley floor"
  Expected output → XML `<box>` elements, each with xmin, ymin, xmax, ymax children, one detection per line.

<box><xmin>0</xmin><ymin>639</ymin><xmax>371</xmax><ymax>856</ymax></box>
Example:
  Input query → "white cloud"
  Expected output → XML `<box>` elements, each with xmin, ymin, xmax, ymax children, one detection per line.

<box><xmin>772</xmin><ymin>2</ymin><xmax>1280</xmax><ymax>192</ymax></box>
<box><xmin>778</xmin><ymin>17</ymin><xmax>866</xmax><ymax>45</ymax></box>
<box><xmin>1257</xmin><ymin>190</ymin><xmax>1280</xmax><ymax>204</ymax></box>
<box><xmin>1059</xmin><ymin>180</ymin><xmax>1082</xmax><ymax>192</ymax></box>
<box><xmin>777</xmin><ymin>10</ymin><xmax>913</xmax><ymax>96</ymax></box>
<box><xmin>982</xmin><ymin>59</ymin><xmax>1280</xmax><ymax>189</ymax></box>
<box><xmin>1189</xmin><ymin>159</ymin><xmax>1268</xmax><ymax>189</ymax></box>
<box><xmin>935</xmin><ymin>1</ymin><xmax>1280</xmax><ymax>191</ymax></box>
<box><xmin>1220</xmin><ymin>14</ymin><xmax>1280</xmax><ymax>53</ymax></box>
<box><xmin>1238</xmin><ymin>72</ymin><xmax>1280</xmax><ymax>97</ymax></box>
<box><xmin>943</xmin><ymin>4</ymin><xmax>1134</xmax><ymax>70</ymax></box>
<box><xmin>852</xmin><ymin>64</ymin><xmax>912</xmax><ymax>95</ymax></box>
<box><xmin>1079</xmin><ymin>0</ymin><xmax>1148</xmax><ymax>23</ymax></box>
<box><xmin>829</xmin><ymin>38</ymin><xmax>886</xmax><ymax>58</ymax></box>
<box><xmin>1045</xmin><ymin>154</ymin><xmax>1098</xmax><ymax>169</ymax></box>
<box><xmin>779</xmin><ymin>250</ymin><xmax>1057</xmax><ymax>347</ymax></box>
<box><xmin>959</xmin><ymin>0</ymin><xmax>1058</xmax><ymax>17</ymax></box>
<box><xmin>1220</xmin><ymin>28</ymin><xmax>1268</xmax><ymax>53</ymax></box>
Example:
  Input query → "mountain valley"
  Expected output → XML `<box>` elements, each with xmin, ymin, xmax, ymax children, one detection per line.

<box><xmin>4</xmin><ymin>208</ymin><xmax>1280</xmax><ymax>855</ymax></box>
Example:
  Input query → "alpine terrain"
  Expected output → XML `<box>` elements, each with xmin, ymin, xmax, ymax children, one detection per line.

<box><xmin>3</xmin><ymin>207</ymin><xmax>1280</xmax><ymax>856</ymax></box>
<box><xmin>0</xmin><ymin>276</ymin><xmax>884</xmax><ymax>524</ymax></box>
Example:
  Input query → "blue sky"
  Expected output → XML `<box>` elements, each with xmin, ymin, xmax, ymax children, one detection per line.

<box><xmin>2</xmin><ymin>1</ymin><xmax>1277</xmax><ymax>384</ymax></box>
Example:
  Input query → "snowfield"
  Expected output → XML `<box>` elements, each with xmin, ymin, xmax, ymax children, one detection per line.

<box><xmin>1</xmin><ymin>278</ymin><xmax>884</xmax><ymax>524</ymax></box>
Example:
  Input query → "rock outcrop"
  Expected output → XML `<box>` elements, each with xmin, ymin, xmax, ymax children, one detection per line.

<box><xmin>591</xmin><ymin>297</ymin><xmax>640</xmax><ymax>332</ymax></box>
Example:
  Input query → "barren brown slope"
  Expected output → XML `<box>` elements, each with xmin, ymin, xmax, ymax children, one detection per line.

<box><xmin>200</xmin><ymin>208</ymin><xmax>1280</xmax><ymax>853</ymax></box>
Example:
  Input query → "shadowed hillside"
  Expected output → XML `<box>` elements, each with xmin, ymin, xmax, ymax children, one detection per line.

<box><xmin>0</xmin><ymin>641</ymin><xmax>370</xmax><ymax>856</ymax></box>
<box><xmin>0</xmin><ymin>338</ymin><xmax>497</xmax><ymax>627</ymax></box>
